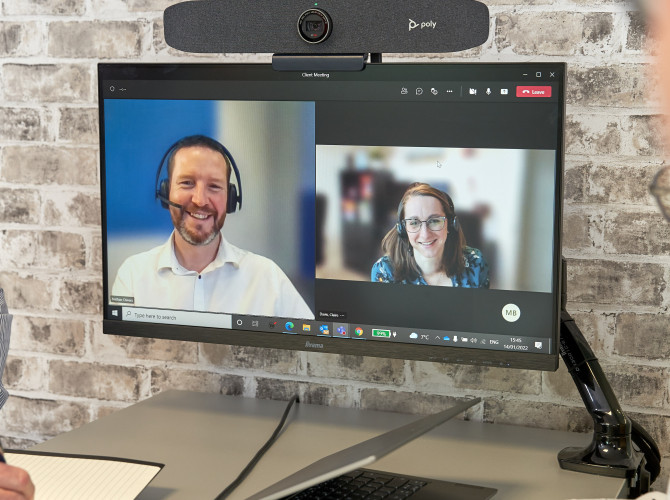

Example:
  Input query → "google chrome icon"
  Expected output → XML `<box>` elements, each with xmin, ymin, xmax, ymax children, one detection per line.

<box><xmin>355</xmin><ymin>327</ymin><xmax>364</xmax><ymax>336</ymax></box>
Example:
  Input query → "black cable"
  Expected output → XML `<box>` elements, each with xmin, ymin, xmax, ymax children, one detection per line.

<box><xmin>215</xmin><ymin>395</ymin><xmax>299</xmax><ymax>500</ymax></box>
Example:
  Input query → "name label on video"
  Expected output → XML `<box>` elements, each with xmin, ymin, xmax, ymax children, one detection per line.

<box><xmin>318</xmin><ymin>310</ymin><xmax>347</xmax><ymax>320</ymax></box>
<box><xmin>111</xmin><ymin>295</ymin><xmax>134</xmax><ymax>304</ymax></box>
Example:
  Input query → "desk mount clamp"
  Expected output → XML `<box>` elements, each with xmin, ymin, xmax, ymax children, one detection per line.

<box><xmin>558</xmin><ymin>258</ymin><xmax>661</xmax><ymax>497</ymax></box>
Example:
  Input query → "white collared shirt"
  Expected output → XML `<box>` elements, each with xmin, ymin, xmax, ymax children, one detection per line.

<box><xmin>111</xmin><ymin>233</ymin><xmax>314</xmax><ymax>319</ymax></box>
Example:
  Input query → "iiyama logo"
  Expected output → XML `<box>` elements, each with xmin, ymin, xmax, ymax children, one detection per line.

<box><xmin>305</xmin><ymin>341</ymin><xmax>324</xmax><ymax>349</ymax></box>
<box><xmin>408</xmin><ymin>19</ymin><xmax>437</xmax><ymax>31</ymax></box>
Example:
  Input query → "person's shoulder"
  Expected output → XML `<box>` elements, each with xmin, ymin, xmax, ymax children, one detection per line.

<box><xmin>373</xmin><ymin>255</ymin><xmax>390</xmax><ymax>264</ymax></box>
<box><xmin>462</xmin><ymin>246</ymin><xmax>489</xmax><ymax>273</ymax></box>
<box><xmin>463</xmin><ymin>246</ymin><xmax>485</xmax><ymax>262</ymax></box>
<box><xmin>455</xmin><ymin>246</ymin><xmax>489</xmax><ymax>288</ymax></box>
<box><xmin>372</xmin><ymin>255</ymin><xmax>392</xmax><ymax>271</ymax></box>
<box><xmin>232</xmin><ymin>244</ymin><xmax>287</xmax><ymax>274</ymax></box>
<box><xmin>371</xmin><ymin>255</ymin><xmax>394</xmax><ymax>282</ymax></box>
<box><xmin>119</xmin><ymin>242</ymin><xmax>166</xmax><ymax>268</ymax></box>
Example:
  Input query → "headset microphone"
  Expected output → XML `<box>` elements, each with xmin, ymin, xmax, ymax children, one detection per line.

<box><xmin>156</xmin><ymin>192</ymin><xmax>186</xmax><ymax>211</ymax></box>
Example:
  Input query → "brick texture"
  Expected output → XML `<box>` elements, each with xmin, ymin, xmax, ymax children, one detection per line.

<box><xmin>255</xmin><ymin>377</ymin><xmax>352</xmax><ymax>407</ymax></box>
<box><xmin>603</xmin><ymin>211</ymin><xmax>670</xmax><ymax>255</ymax></box>
<box><xmin>615</xmin><ymin>313</ymin><xmax>670</xmax><ymax>359</ymax></box>
<box><xmin>626</xmin><ymin>12</ymin><xmax>648</xmax><ymax>52</ymax></box>
<box><xmin>200</xmin><ymin>344</ymin><xmax>304</xmax><ymax>375</ymax></box>
<box><xmin>9</xmin><ymin>316</ymin><xmax>86</xmax><ymax>356</ymax></box>
<box><xmin>0</xmin><ymin>396</ymin><xmax>92</xmax><ymax>438</ymax></box>
<box><xmin>0</xmin><ymin>22</ymin><xmax>42</xmax><ymax>56</ymax></box>
<box><xmin>2</xmin><ymin>65</ymin><xmax>91</xmax><ymax>103</ymax></box>
<box><xmin>0</xmin><ymin>230</ymin><xmax>86</xmax><ymax>270</ymax></box>
<box><xmin>484</xmin><ymin>399</ymin><xmax>593</xmax><ymax>433</ymax></box>
<box><xmin>562</xmin><ymin>212</ymin><xmax>595</xmax><ymax>252</ymax></box>
<box><xmin>566</xmin><ymin>259</ymin><xmax>665</xmax><ymax>306</ymax></box>
<box><xmin>0</xmin><ymin>273</ymin><xmax>57</xmax><ymax>311</ymax></box>
<box><xmin>1</xmin><ymin>1</ymin><xmax>669</xmax><ymax>489</ymax></box>
<box><xmin>567</xmin><ymin>64</ymin><xmax>649</xmax><ymax>108</ymax></box>
<box><xmin>43</xmin><ymin>191</ymin><xmax>101</xmax><ymax>227</ymax></box>
<box><xmin>360</xmin><ymin>389</ymin><xmax>480</xmax><ymax>419</ymax></box>
<box><xmin>603</xmin><ymin>363</ymin><xmax>670</xmax><ymax>408</ymax></box>
<box><xmin>48</xmin><ymin>360</ymin><xmax>145</xmax><ymax>401</ymax></box>
<box><xmin>0</xmin><ymin>189</ymin><xmax>41</xmax><ymax>224</ymax></box>
<box><xmin>306</xmin><ymin>352</ymin><xmax>406</xmax><ymax>385</ymax></box>
<box><xmin>48</xmin><ymin>21</ymin><xmax>144</xmax><ymax>58</ymax></box>
<box><xmin>4</xmin><ymin>0</ymin><xmax>86</xmax><ymax>16</ymax></box>
<box><xmin>566</xmin><ymin>114</ymin><xmax>665</xmax><ymax>157</ymax></box>
<box><xmin>0</xmin><ymin>108</ymin><xmax>44</xmax><ymax>142</ymax></box>
<box><xmin>411</xmin><ymin>361</ymin><xmax>542</xmax><ymax>395</ymax></box>
<box><xmin>150</xmin><ymin>367</ymin><xmax>245</xmax><ymax>395</ymax></box>
<box><xmin>564</xmin><ymin>161</ymin><xmax>662</xmax><ymax>205</ymax></box>
<box><xmin>495</xmin><ymin>12</ymin><xmax>615</xmax><ymax>56</ymax></box>
<box><xmin>2</xmin><ymin>146</ymin><xmax>98</xmax><ymax>185</ymax></box>
<box><xmin>94</xmin><ymin>334</ymin><xmax>199</xmax><ymax>363</ymax></box>
<box><xmin>58</xmin><ymin>108</ymin><xmax>99</xmax><ymax>144</ymax></box>
<box><xmin>4</xmin><ymin>356</ymin><xmax>45</xmax><ymax>392</ymax></box>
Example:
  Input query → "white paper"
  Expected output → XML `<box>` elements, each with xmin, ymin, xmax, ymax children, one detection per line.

<box><xmin>5</xmin><ymin>452</ymin><xmax>162</xmax><ymax>500</ymax></box>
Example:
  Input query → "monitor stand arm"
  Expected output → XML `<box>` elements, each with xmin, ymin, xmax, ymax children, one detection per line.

<box><xmin>558</xmin><ymin>259</ymin><xmax>659</xmax><ymax>496</ymax></box>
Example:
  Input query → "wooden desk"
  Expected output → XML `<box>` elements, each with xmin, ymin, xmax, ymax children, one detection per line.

<box><xmin>31</xmin><ymin>391</ymin><xmax>625</xmax><ymax>499</ymax></box>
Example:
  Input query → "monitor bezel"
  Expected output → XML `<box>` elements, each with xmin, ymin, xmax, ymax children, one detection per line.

<box><xmin>98</xmin><ymin>61</ymin><xmax>565</xmax><ymax>372</ymax></box>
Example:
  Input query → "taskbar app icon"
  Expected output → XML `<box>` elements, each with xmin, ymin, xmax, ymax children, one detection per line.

<box><xmin>334</xmin><ymin>323</ymin><xmax>349</xmax><ymax>338</ymax></box>
<box><xmin>318</xmin><ymin>324</ymin><xmax>330</xmax><ymax>336</ymax></box>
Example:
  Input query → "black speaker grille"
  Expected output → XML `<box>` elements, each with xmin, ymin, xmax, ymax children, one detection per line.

<box><xmin>164</xmin><ymin>0</ymin><xmax>489</xmax><ymax>54</ymax></box>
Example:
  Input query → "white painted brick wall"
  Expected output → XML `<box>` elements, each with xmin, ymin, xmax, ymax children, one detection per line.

<box><xmin>1</xmin><ymin>0</ymin><xmax>669</xmax><ymax>487</ymax></box>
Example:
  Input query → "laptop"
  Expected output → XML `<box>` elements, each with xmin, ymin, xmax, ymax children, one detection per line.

<box><xmin>247</xmin><ymin>397</ymin><xmax>497</xmax><ymax>500</ymax></box>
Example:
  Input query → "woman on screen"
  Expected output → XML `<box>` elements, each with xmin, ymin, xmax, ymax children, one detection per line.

<box><xmin>371</xmin><ymin>182</ymin><xmax>489</xmax><ymax>288</ymax></box>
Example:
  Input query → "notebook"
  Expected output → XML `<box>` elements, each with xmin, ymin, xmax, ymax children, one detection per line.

<box><xmin>4</xmin><ymin>450</ymin><xmax>163</xmax><ymax>500</ymax></box>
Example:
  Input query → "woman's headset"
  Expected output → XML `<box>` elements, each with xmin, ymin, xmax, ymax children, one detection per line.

<box><xmin>395</xmin><ymin>187</ymin><xmax>459</xmax><ymax>238</ymax></box>
<box><xmin>155</xmin><ymin>135</ymin><xmax>243</xmax><ymax>214</ymax></box>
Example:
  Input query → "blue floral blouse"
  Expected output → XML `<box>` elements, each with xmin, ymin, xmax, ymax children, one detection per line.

<box><xmin>371</xmin><ymin>246</ymin><xmax>490</xmax><ymax>288</ymax></box>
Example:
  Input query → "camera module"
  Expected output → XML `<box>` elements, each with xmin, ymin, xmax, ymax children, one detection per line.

<box><xmin>297</xmin><ymin>9</ymin><xmax>332</xmax><ymax>44</ymax></box>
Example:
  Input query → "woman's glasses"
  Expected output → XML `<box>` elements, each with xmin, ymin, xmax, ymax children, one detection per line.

<box><xmin>402</xmin><ymin>216</ymin><xmax>447</xmax><ymax>233</ymax></box>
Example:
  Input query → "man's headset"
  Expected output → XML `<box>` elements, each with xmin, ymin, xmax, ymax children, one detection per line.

<box><xmin>395</xmin><ymin>189</ymin><xmax>459</xmax><ymax>238</ymax></box>
<box><xmin>155</xmin><ymin>135</ymin><xmax>243</xmax><ymax>214</ymax></box>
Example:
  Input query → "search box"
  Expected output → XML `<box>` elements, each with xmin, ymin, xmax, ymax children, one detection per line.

<box><xmin>122</xmin><ymin>307</ymin><xmax>231</xmax><ymax>329</ymax></box>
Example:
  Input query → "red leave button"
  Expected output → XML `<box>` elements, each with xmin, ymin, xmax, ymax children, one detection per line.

<box><xmin>516</xmin><ymin>86</ymin><xmax>552</xmax><ymax>98</ymax></box>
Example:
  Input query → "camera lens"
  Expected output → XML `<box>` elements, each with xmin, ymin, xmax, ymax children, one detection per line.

<box><xmin>297</xmin><ymin>9</ymin><xmax>332</xmax><ymax>44</ymax></box>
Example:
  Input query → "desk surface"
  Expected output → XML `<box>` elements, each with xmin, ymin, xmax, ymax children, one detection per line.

<box><xmin>31</xmin><ymin>391</ymin><xmax>624</xmax><ymax>500</ymax></box>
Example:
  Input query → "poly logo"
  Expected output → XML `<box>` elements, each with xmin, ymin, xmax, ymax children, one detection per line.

<box><xmin>409</xmin><ymin>19</ymin><xmax>437</xmax><ymax>31</ymax></box>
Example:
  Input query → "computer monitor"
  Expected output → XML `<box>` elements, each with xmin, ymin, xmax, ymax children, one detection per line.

<box><xmin>98</xmin><ymin>62</ymin><xmax>564</xmax><ymax>371</ymax></box>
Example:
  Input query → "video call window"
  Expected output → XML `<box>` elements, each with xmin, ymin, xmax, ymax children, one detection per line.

<box><xmin>104</xmin><ymin>99</ymin><xmax>316</xmax><ymax>318</ymax></box>
<box><xmin>315</xmin><ymin>145</ymin><xmax>557</xmax><ymax>293</ymax></box>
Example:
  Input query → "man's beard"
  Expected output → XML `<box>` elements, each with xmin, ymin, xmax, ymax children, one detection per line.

<box><xmin>171</xmin><ymin>207</ymin><xmax>226</xmax><ymax>246</ymax></box>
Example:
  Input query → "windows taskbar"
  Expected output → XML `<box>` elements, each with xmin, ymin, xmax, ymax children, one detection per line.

<box><xmin>231</xmin><ymin>315</ymin><xmax>551</xmax><ymax>354</ymax></box>
<box><xmin>108</xmin><ymin>305</ymin><xmax>551</xmax><ymax>355</ymax></box>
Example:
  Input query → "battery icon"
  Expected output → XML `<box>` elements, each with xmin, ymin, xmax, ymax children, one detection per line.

<box><xmin>372</xmin><ymin>329</ymin><xmax>391</xmax><ymax>338</ymax></box>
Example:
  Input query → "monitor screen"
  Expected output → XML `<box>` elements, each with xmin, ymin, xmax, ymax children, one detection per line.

<box><xmin>99</xmin><ymin>62</ymin><xmax>564</xmax><ymax>371</ymax></box>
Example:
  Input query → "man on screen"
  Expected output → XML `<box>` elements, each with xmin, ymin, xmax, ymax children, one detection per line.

<box><xmin>112</xmin><ymin>135</ymin><xmax>314</xmax><ymax>319</ymax></box>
